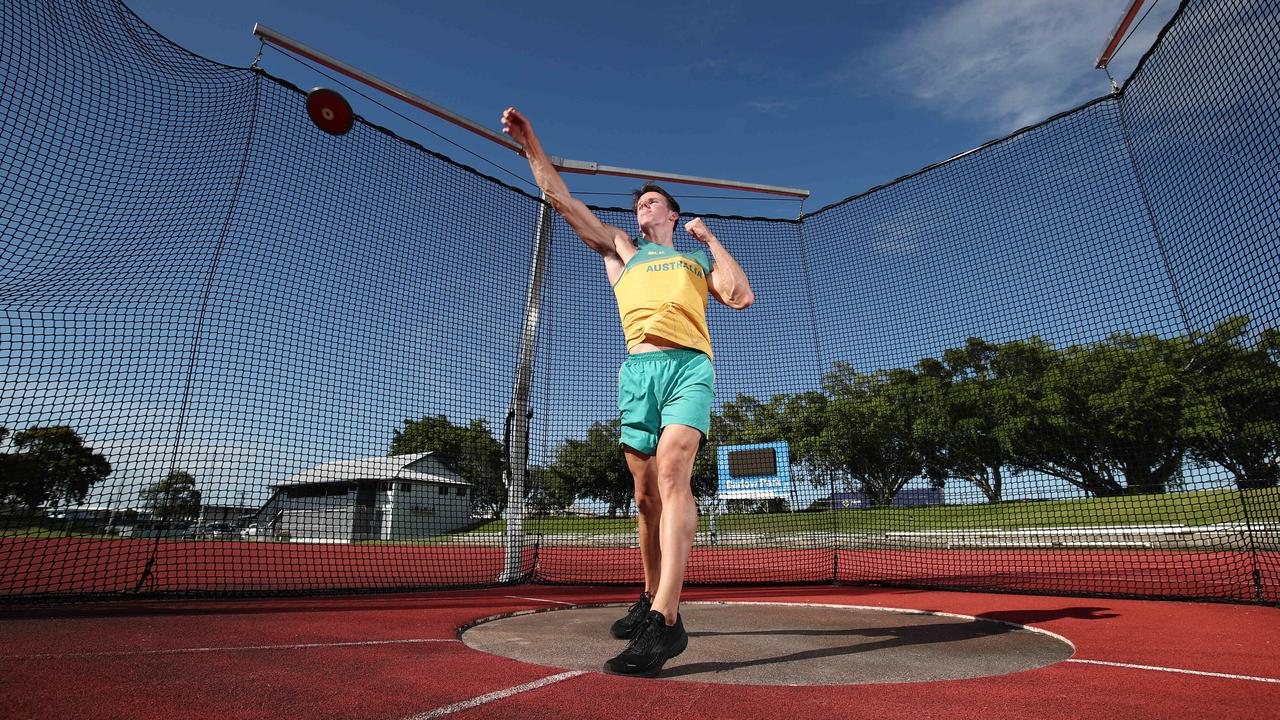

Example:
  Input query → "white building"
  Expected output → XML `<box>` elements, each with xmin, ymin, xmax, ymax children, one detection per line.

<box><xmin>252</xmin><ymin>453</ymin><xmax>473</xmax><ymax>543</ymax></box>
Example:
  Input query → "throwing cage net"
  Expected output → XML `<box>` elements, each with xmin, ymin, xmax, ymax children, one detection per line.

<box><xmin>2</xmin><ymin>0</ymin><xmax>1277</xmax><ymax>602</ymax></box>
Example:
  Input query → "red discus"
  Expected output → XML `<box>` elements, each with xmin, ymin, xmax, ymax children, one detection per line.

<box><xmin>305</xmin><ymin>87</ymin><xmax>354</xmax><ymax>135</ymax></box>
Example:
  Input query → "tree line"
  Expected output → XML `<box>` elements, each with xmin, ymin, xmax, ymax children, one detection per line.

<box><xmin>399</xmin><ymin>316</ymin><xmax>1277</xmax><ymax>514</ymax></box>
<box><xmin>0</xmin><ymin>425</ymin><xmax>202</xmax><ymax>520</ymax></box>
<box><xmin>6</xmin><ymin>317</ymin><xmax>1273</xmax><ymax>520</ymax></box>
<box><xmin>727</xmin><ymin>316</ymin><xmax>1277</xmax><ymax>505</ymax></box>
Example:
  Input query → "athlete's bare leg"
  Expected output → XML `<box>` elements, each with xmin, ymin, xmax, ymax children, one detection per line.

<box><xmin>635</xmin><ymin>424</ymin><xmax>700</xmax><ymax>623</ymax></box>
<box><xmin>624</xmin><ymin>446</ymin><xmax>661</xmax><ymax>596</ymax></box>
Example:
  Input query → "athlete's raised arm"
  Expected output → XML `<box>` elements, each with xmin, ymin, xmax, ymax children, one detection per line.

<box><xmin>502</xmin><ymin>107</ymin><xmax>632</xmax><ymax>264</ymax></box>
<box><xmin>685</xmin><ymin>218</ymin><xmax>754</xmax><ymax>310</ymax></box>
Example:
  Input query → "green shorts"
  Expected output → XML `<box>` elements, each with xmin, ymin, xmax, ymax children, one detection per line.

<box><xmin>617</xmin><ymin>349</ymin><xmax>714</xmax><ymax>456</ymax></box>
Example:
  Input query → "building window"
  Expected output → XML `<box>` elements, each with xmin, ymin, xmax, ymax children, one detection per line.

<box><xmin>438</xmin><ymin>486</ymin><xmax>449</xmax><ymax>495</ymax></box>
<box><xmin>287</xmin><ymin>483</ymin><xmax>350</xmax><ymax>499</ymax></box>
<box><xmin>401</xmin><ymin>482</ymin><xmax>412</xmax><ymax>491</ymax></box>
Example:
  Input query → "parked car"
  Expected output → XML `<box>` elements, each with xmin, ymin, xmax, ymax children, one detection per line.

<box><xmin>240</xmin><ymin>523</ymin><xmax>265</xmax><ymax>538</ymax></box>
<box><xmin>134</xmin><ymin>522</ymin><xmax>196</xmax><ymax>539</ymax></box>
<box><xmin>203</xmin><ymin>522</ymin><xmax>236</xmax><ymax>538</ymax></box>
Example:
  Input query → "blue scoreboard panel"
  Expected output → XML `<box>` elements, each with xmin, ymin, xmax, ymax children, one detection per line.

<box><xmin>716</xmin><ymin>441</ymin><xmax>790</xmax><ymax>499</ymax></box>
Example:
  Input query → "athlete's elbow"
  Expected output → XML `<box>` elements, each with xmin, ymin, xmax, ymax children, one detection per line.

<box><xmin>543</xmin><ymin>189</ymin><xmax>572</xmax><ymax>216</ymax></box>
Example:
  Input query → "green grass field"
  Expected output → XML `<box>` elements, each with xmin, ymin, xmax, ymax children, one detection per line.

<box><xmin>455</xmin><ymin>486</ymin><xmax>1280</xmax><ymax>539</ymax></box>
<box><xmin>4</xmin><ymin>487</ymin><xmax>1276</xmax><ymax>541</ymax></box>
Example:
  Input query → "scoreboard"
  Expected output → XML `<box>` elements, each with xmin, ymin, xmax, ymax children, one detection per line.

<box><xmin>716</xmin><ymin>441</ymin><xmax>790</xmax><ymax>499</ymax></box>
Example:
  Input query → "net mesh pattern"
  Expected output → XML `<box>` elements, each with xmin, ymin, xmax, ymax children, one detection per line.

<box><xmin>1</xmin><ymin>0</ymin><xmax>1277</xmax><ymax>603</ymax></box>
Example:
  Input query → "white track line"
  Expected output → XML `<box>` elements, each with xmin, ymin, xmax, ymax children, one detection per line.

<box><xmin>502</xmin><ymin>595</ymin><xmax>575</xmax><ymax>606</ymax></box>
<box><xmin>7</xmin><ymin>638</ymin><xmax>458</xmax><ymax>660</ymax></box>
<box><xmin>403</xmin><ymin>671</ymin><xmax>587</xmax><ymax>720</ymax></box>
<box><xmin>1067</xmin><ymin>659</ymin><xmax>1280</xmax><ymax>684</ymax></box>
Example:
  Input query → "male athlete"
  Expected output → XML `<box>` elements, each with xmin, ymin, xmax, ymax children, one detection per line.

<box><xmin>501</xmin><ymin>107</ymin><xmax>754</xmax><ymax>677</ymax></box>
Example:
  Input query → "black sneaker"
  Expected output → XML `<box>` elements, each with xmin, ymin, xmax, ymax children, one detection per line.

<box><xmin>609</xmin><ymin>591</ymin><xmax>652</xmax><ymax>639</ymax></box>
<box><xmin>603</xmin><ymin>610</ymin><xmax>688</xmax><ymax>678</ymax></box>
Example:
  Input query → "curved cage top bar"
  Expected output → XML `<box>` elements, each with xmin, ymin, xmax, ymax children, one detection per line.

<box><xmin>250</xmin><ymin>24</ymin><xmax>811</xmax><ymax>199</ymax></box>
<box><xmin>1</xmin><ymin>0</ymin><xmax>1277</xmax><ymax>604</ymax></box>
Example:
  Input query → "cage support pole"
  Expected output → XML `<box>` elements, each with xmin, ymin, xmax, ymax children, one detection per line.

<box><xmin>501</xmin><ymin>195</ymin><xmax>554</xmax><ymax>583</ymax></box>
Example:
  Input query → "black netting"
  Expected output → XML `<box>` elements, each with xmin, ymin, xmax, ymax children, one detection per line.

<box><xmin>1</xmin><ymin>0</ymin><xmax>1277</xmax><ymax>603</ymax></box>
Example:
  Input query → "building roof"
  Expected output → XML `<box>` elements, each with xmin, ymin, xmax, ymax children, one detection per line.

<box><xmin>277</xmin><ymin>452</ymin><xmax>472</xmax><ymax>487</ymax></box>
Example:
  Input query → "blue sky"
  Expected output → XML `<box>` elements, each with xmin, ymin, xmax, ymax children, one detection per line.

<box><xmin>123</xmin><ymin>0</ymin><xmax>1179</xmax><ymax>218</ymax></box>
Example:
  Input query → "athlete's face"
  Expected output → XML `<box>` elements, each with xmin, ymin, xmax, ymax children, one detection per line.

<box><xmin>636</xmin><ymin>192</ymin><xmax>677</xmax><ymax>230</ymax></box>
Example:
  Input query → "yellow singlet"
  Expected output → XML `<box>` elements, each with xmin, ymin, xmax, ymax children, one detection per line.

<box><xmin>612</xmin><ymin>236</ymin><xmax>713</xmax><ymax>360</ymax></box>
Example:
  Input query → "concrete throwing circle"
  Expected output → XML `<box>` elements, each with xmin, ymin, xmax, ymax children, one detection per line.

<box><xmin>461</xmin><ymin>602</ymin><xmax>1075</xmax><ymax>685</ymax></box>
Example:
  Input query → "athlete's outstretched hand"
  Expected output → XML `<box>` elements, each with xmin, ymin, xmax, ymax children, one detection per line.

<box><xmin>684</xmin><ymin>218</ymin><xmax>714</xmax><ymax>245</ymax></box>
<box><xmin>501</xmin><ymin>107</ymin><xmax>533</xmax><ymax>148</ymax></box>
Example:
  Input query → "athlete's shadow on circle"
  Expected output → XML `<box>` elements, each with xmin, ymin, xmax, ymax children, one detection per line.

<box><xmin>662</xmin><ymin>606</ymin><xmax>1114</xmax><ymax>678</ymax></box>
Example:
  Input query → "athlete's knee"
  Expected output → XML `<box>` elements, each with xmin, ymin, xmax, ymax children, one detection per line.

<box><xmin>634</xmin><ymin>485</ymin><xmax>663</xmax><ymax>517</ymax></box>
<box><xmin>654</xmin><ymin>469</ymin><xmax>694</xmax><ymax>504</ymax></box>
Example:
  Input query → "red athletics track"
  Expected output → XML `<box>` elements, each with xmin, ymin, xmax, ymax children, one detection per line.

<box><xmin>0</xmin><ymin>583</ymin><xmax>1277</xmax><ymax>720</ymax></box>
<box><xmin>4</xmin><ymin>538</ymin><xmax>1277</xmax><ymax>602</ymax></box>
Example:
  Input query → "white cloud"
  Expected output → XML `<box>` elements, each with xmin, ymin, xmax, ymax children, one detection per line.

<box><xmin>746</xmin><ymin>100</ymin><xmax>796</xmax><ymax>116</ymax></box>
<box><xmin>872</xmin><ymin>0</ymin><xmax>1179</xmax><ymax>132</ymax></box>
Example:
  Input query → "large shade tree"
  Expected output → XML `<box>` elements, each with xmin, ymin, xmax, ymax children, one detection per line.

<box><xmin>915</xmin><ymin>338</ymin><xmax>1009</xmax><ymax>503</ymax></box>
<box><xmin>810</xmin><ymin>363</ymin><xmax>927</xmax><ymax>507</ymax></box>
<box><xmin>1185</xmin><ymin>317</ymin><xmax>1280</xmax><ymax>489</ymax></box>
<box><xmin>548</xmin><ymin>419</ymin><xmax>634</xmax><ymax>517</ymax></box>
<box><xmin>994</xmin><ymin>333</ymin><xmax>1200</xmax><ymax>496</ymax></box>
<box><xmin>1</xmin><ymin>426</ymin><xmax>111</xmax><ymax>510</ymax></box>
<box><xmin>139</xmin><ymin>470</ymin><xmax>202</xmax><ymax>520</ymax></box>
